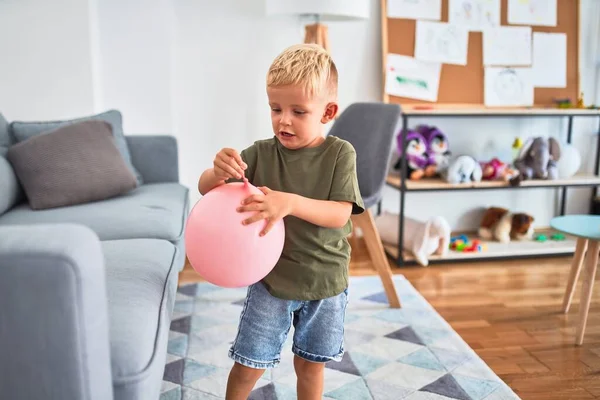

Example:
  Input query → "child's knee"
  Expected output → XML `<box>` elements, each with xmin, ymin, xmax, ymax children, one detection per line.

<box><xmin>230</xmin><ymin>362</ymin><xmax>265</xmax><ymax>384</ymax></box>
<box><xmin>293</xmin><ymin>355</ymin><xmax>324</xmax><ymax>380</ymax></box>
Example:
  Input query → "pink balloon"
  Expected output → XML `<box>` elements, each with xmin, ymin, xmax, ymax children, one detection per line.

<box><xmin>184</xmin><ymin>182</ymin><xmax>285</xmax><ymax>288</ymax></box>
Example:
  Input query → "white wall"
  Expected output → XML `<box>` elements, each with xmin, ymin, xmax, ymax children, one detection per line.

<box><xmin>93</xmin><ymin>0</ymin><xmax>175</xmax><ymax>134</ymax></box>
<box><xmin>0</xmin><ymin>0</ymin><xmax>598</xmax><ymax>232</ymax></box>
<box><xmin>0</xmin><ymin>0</ymin><xmax>96</xmax><ymax>120</ymax></box>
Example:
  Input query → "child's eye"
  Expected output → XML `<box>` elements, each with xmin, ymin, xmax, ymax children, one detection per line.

<box><xmin>293</xmin><ymin>110</ymin><xmax>306</xmax><ymax>115</ymax></box>
<box><xmin>271</xmin><ymin>108</ymin><xmax>281</xmax><ymax>113</ymax></box>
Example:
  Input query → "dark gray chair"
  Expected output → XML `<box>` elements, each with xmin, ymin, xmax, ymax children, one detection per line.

<box><xmin>329</xmin><ymin>102</ymin><xmax>401</xmax><ymax>308</ymax></box>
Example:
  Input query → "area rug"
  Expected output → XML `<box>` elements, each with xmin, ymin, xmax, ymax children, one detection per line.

<box><xmin>160</xmin><ymin>275</ymin><xmax>520</xmax><ymax>400</ymax></box>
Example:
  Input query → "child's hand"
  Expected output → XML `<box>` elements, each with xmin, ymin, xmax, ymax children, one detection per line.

<box><xmin>213</xmin><ymin>148</ymin><xmax>247</xmax><ymax>181</ymax></box>
<box><xmin>237</xmin><ymin>187</ymin><xmax>292</xmax><ymax>236</ymax></box>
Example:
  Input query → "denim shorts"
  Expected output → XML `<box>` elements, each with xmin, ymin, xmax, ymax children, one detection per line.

<box><xmin>228</xmin><ymin>281</ymin><xmax>349</xmax><ymax>369</ymax></box>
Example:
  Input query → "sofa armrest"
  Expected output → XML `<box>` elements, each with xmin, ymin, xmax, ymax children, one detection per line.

<box><xmin>126</xmin><ymin>135</ymin><xmax>179</xmax><ymax>184</ymax></box>
<box><xmin>0</xmin><ymin>224</ymin><xmax>113</xmax><ymax>400</ymax></box>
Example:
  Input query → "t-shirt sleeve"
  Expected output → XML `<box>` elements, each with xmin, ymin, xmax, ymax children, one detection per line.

<box><xmin>329</xmin><ymin>142</ymin><xmax>365</xmax><ymax>215</ymax></box>
<box><xmin>226</xmin><ymin>143</ymin><xmax>258</xmax><ymax>184</ymax></box>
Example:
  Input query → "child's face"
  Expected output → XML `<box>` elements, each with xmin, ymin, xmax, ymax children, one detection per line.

<box><xmin>267</xmin><ymin>84</ymin><xmax>338</xmax><ymax>150</ymax></box>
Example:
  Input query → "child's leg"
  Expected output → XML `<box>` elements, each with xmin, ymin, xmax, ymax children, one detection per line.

<box><xmin>294</xmin><ymin>355</ymin><xmax>325</xmax><ymax>400</ymax></box>
<box><xmin>291</xmin><ymin>287</ymin><xmax>349</xmax><ymax>399</ymax></box>
<box><xmin>225</xmin><ymin>362</ymin><xmax>265</xmax><ymax>400</ymax></box>
<box><xmin>226</xmin><ymin>282</ymin><xmax>298</xmax><ymax>399</ymax></box>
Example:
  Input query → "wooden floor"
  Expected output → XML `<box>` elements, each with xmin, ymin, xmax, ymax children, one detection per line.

<box><xmin>178</xmin><ymin>236</ymin><xmax>600</xmax><ymax>399</ymax></box>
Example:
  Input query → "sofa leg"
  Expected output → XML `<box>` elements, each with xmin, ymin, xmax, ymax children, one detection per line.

<box><xmin>352</xmin><ymin>210</ymin><xmax>401</xmax><ymax>308</ymax></box>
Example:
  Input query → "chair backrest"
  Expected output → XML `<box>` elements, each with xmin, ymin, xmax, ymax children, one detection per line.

<box><xmin>328</xmin><ymin>102</ymin><xmax>401</xmax><ymax>205</ymax></box>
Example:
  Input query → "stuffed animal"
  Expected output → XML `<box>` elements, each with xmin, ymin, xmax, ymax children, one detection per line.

<box><xmin>480</xmin><ymin>158</ymin><xmax>519</xmax><ymax>181</ymax></box>
<box><xmin>441</xmin><ymin>155</ymin><xmax>483</xmax><ymax>184</ymax></box>
<box><xmin>510</xmin><ymin>137</ymin><xmax>561</xmax><ymax>186</ymax></box>
<box><xmin>415</xmin><ymin>124</ymin><xmax>451</xmax><ymax>176</ymax></box>
<box><xmin>375</xmin><ymin>211</ymin><xmax>451</xmax><ymax>267</ymax></box>
<box><xmin>478</xmin><ymin>206</ymin><xmax>535</xmax><ymax>243</ymax></box>
<box><xmin>393</xmin><ymin>129</ymin><xmax>429</xmax><ymax>180</ymax></box>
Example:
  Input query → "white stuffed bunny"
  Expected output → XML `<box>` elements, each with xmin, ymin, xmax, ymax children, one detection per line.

<box><xmin>375</xmin><ymin>211</ymin><xmax>451</xmax><ymax>266</ymax></box>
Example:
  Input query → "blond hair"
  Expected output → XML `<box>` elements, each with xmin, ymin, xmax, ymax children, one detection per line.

<box><xmin>267</xmin><ymin>44</ymin><xmax>338</xmax><ymax>99</ymax></box>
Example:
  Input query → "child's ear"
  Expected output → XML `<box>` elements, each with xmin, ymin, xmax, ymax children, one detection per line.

<box><xmin>321</xmin><ymin>102</ymin><xmax>339</xmax><ymax>123</ymax></box>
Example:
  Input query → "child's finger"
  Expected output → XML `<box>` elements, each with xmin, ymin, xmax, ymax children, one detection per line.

<box><xmin>260</xmin><ymin>219</ymin><xmax>277</xmax><ymax>237</ymax></box>
<box><xmin>225</xmin><ymin>149</ymin><xmax>247</xmax><ymax>171</ymax></box>
<box><xmin>241</xmin><ymin>195</ymin><xmax>264</xmax><ymax>205</ymax></box>
<box><xmin>215</xmin><ymin>160</ymin><xmax>241</xmax><ymax>179</ymax></box>
<box><xmin>242</xmin><ymin>212</ymin><xmax>266</xmax><ymax>226</ymax></box>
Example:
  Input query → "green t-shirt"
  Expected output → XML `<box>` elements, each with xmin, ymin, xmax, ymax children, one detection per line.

<box><xmin>238</xmin><ymin>135</ymin><xmax>364</xmax><ymax>301</ymax></box>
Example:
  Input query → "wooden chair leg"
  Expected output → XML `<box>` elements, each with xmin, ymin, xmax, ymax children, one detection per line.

<box><xmin>563</xmin><ymin>238</ymin><xmax>588</xmax><ymax>313</ymax></box>
<box><xmin>352</xmin><ymin>210</ymin><xmax>401</xmax><ymax>308</ymax></box>
<box><xmin>576</xmin><ymin>240</ymin><xmax>599</xmax><ymax>345</ymax></box>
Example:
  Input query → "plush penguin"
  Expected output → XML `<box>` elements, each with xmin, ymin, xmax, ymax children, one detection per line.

<box><xmin>394</xmin><ymin>130</ymin><xmax>429</xmax><ymax>180</ymax></box>
<box><xmin>416</xmin><ymin>125</ymin><xmax>451</xmax><ymax>175</ymax></box>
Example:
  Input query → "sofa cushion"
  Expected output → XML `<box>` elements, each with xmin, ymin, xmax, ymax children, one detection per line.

<box><xmin>0</xmin><ymin>113</ymin><xmax>24</xmax><ymax>216</ymax></box>
<box><xmin>7</xmin><ymin>120</ymin><xmax>138</xmax><ymax>210</ymax></box>
<box><xmin>9</xmin><ymin>109</ymin><xmax>143</xmax><ymax>186</ymax></box>
<box><xmin>102</xmin><ymin>238</ymin><xmax>179</xmax><ymax>399</ymax></box>
<box><xmin>0</xmin><ymin>183</ymin><xmax>189</xmax><ymax>242</ymax></box>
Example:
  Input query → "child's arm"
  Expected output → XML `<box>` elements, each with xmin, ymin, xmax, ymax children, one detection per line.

<box><xmin>288</xmin><ymin>194</ymin><xmax>352</xmax><ymax>228</ymax></box>
<box><xmin>238</xmin><ymin>187</ymin><xmax>353</xmax><ymax>236</ymax></box>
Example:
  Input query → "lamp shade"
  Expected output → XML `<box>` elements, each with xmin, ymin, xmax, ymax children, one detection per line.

<box><xmin>266</xmin><ymin>0</ymin><xmax>370</xmax><ymax>21</ymax></box>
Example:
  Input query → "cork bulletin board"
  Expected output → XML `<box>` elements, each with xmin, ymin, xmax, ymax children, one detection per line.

<box><xmin>381</xmin><ymin>0</ymin><xmax>580</xmax><ymax>107</ymax></box>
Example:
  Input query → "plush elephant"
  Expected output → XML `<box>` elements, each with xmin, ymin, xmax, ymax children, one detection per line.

<box><xmin>510</xmin><ymin>137</ymin><xmax>561</xmax><ymax>186</ymax></box>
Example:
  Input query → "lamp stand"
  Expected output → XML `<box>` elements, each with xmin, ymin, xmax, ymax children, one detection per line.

<box><xmin>304</xmin><ymin>23</ymin><xmax>330</xmax><ymax>52</ymax></box>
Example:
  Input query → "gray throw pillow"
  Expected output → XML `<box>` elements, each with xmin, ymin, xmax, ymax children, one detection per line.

<box><xmin>9</xmin><ymin>109</ymin><xmax>143</xmax><ymax>186</ymax></box>
<box><xmin>6</xmin><ymin>120</ymin><xmax>138</xmax><ymax>210</ymax></box>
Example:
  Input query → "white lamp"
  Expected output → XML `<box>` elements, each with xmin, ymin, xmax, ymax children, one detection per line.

<box><xmin>265</xmin><ymin>0</ymin><xmax>370</xmax><ymax>52</ymax></box>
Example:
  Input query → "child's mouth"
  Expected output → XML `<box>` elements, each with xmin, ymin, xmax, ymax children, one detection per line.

<box><xmin>280</xmin><ymin>131</ymin><xmax>294</xmax><ymax>138</ymax></box>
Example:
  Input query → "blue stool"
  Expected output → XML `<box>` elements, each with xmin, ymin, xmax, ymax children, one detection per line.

<box><xmin>550</xmin><ymin>214</ymin><xmax>600</xmax><ymax>345</ymax></box>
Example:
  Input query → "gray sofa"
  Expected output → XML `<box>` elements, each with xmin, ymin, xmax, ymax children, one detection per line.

<box><xmin>0</xmin><ymin>112</ymin><xmax>189</xmax><ymax>400</ymax></box>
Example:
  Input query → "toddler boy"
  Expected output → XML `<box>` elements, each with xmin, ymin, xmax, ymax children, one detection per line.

<box><xmin>197</xmin><ymin>43</ymin><xmax>364</xmax><ymax>400</ymax></box>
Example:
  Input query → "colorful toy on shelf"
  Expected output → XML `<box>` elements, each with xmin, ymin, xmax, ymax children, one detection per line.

<box><xmin>478</xmin><ymin>206</ymin><xmax>535</xmax><ymax>243</ymax></box>
<box><xmin>535</xmin><ymin>232</ymin><xmax>566</xmax><ymax>242</ymax></box>
<box><xmin>534</xmin><ymin>234</ymin><xmax>547</xmax><ymax>242</ymax></box>
<box><xmin>449</xmin><ymin>235</ymin><xmax>486</xmax><ymax>252</ymax></box>
<box><xmin>553</xmin><ymin>98</ymin><xmax>573</xmax><ymax>108</ymax></box>
<box><xmin>393</xmin><ymin>129</ymin><xmax>429</xmax><ymax>180</ymax></box>
<box><xmin>441</xmin><ymin>155</ymin><xmax>482</xmax><ymax>184</ymax></box>
<box><xmin>551</xmin><ymin>233</ymin><xmax>566</xmax><ymax>241</ymax></box>
<box><xmin>415</xmin><ymin>124</ymin><xmax>451</xmax><ymax>177</ymax></box>
<box><xmin>480</xmin><ymin>157</ymin><xmax>519</xmax><ymax>182</ymax></box>
<box><xmin>510</xmin><ymin>137</ymin><xmax>561</xmax><ymax>186</ymax></box>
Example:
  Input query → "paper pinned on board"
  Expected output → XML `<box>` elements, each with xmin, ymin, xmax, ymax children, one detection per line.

<box><xmin>415</xmin><ymin>20</ymin><xmax>469</xmax><ymax>66</ymax></box>
<box><xmin>387</xmin><ymin>0</ymin><xmax>442</xmax><ymax>21</ymax></box>
<box><xmin>448</xmin><ymin>0</ymin><xmax>500</xmax><ymax>31</ymax></box>
<box><xmin>532</xmin><ymin>32</ymin><xmax>566</xmax><ymax>88</ymax></box>
<box><xmin>385</xmin><ymin>54</ymin><xmax>442</xmax><ymax>102</ymax></box>
<box><xmin>484</xmin><ymin>67</ymin><xmax>534</xmax><ymax>107</ymax></box>
<box><xmin>483</xmin><ymin>26</ymin><xmax>532</xmax><ymax>66</ymax></box>
<box><xmin>507</xmin><ymin>0</ymin><xmax>557</xmax><ymax>26</ymax></box>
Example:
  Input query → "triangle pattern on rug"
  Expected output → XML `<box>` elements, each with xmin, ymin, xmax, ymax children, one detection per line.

<box><xmin>163</xmin><ymin>358</ymin><xmax>184</xmax><ymax>385</ymax></box>
<box><xmin>429</xmin><ymin>347</ymin><xmax>472</xmax><ymax>371</ymax></box>
<box><xmin>349</xmin><ymin>352</ymin><xmax>389</xmax><ymax>377</ymax></box>
<box><xmin>453</xmin><ymin>373</ymin><xmax>501</xmax><ymax>400</ymax></box>
<box><xmin>177</xmin><ymin>284</ymin><xmax>198</xmax><ymax>297</ymax></box>
<box><xmin>420</xmin><ymin>373</ymin><xmax>472</xmax><ymax>400</ymax></box>
<box><xmin>385</xmin><ymin>326</ymin><xmax>425</xmax><ymax>345</ymax></box>
<box><xmin>170</xmin><ymin>315</ymin><xmax>191</xmax><ymax>335</ymax></box>
<box><xmin>361</xmin><ymin>291</ymin><xmax>389</xmax><ymax>304</ymax></box>
<box><xmin>249</xmin><ymin>382</ymin><xmax>277</xmax><ymax>400</ymax></box>
<box><xmin>399</xmin><ymin>347</ymin><xmax>446</xmax><ymax>372</ymax></box>
<box><xmin>325</xmin><ymin>378</ymin><xmax>372</xmax><ymax>400</ymax></box>
<box><xmin>167</xmin><ymin>335</ymin><xmax>188</xmax><ymax>358</ymax></box>
<box><xmin>325</xmin><ymin>352</ymin><xmax>361</xmax><ymax>376</ymax></box>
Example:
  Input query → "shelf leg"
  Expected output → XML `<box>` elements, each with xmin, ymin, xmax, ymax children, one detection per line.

<box><xmin>560</xmin><ymin>116</ymin><xmax>574</xmax><ymax>216</ymax></box>
<box><xmin>397</xmin><ymin>115</ymin><xmax>408</xmax><ymax>266</ymax></box>
<box><xmin>591</xmin><ymin>117</ymin><xmax>600</xmax><ymax>213</ymax></box>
